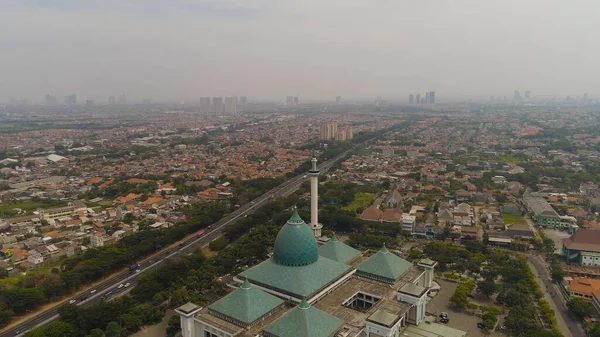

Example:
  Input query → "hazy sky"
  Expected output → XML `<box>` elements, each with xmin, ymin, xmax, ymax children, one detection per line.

<box><xmin>0</xmin><ymin>0</ymin><xmax>598</xmax><ymax>103</ymax></box>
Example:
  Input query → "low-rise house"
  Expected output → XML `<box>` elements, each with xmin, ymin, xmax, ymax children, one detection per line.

<box><xmin>524</xmin><ymin>196</ymin><xmax>560</xmax><ymax>228</ymax></box>
<box><xmin>563</xmin><ymin>229</ymin><xmax>600</xmax><ymax>266</ymax></box>
<box><xmin>569</xmin><ymin>277</ymin><xmax>600</xmax><ymax>302</ymax></box>
<box><xmin>413</xmin><ymin>224</ymin><xmax>444</xmax><ymax>240</ymax></box>
<box><xmin>360</xmin><ymin>207</ymin><xmax>383</xmax><ymax>222</ymax></box>
<box><xmin>27</xmin><ymin>252</ymin><xmax>44</xmax><ymax>267</ymax></box>
<box><xmin>502</xmin><ymin>204</ymin><xmax>520</xmax><ymax>215</ymax></box>
<box><xmin>460</xmin><ymin>226</ymin><xmax>479</xmax><ymax>241</ymax></box>
<box><xmin>401</xmin><ymin>215</ymin><xmax>416</xmax><ymax>233</ymax></box>
<box><xmin>386</xmin><ymin>190</ymin><xmax>403</xmax><ymax>208</ymax></box>
<box><xmin>381</xmin><ymin>209</ymin><xmax>402</xmax><ymax>224</ymax></box>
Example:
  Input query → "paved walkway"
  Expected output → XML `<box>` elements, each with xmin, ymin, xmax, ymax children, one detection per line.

<box><xmin>525</xmin><ymin>253</ymin><xmax>583</xmax><ymax>337</ymax></box>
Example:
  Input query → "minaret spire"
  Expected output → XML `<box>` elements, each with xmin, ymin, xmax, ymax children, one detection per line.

<box><xmin>309</xmin><ymin>151</ymin><xmax>322</xmax><ymax>238</ymax></box>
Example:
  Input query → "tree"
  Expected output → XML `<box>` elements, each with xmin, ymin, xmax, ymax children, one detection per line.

<box><xmin>166</xmin><ymin>315</ymin><xmax>181</xmax><ymax>337</ymax></box>
<box><xmin>549</xmin><ymin>262</ymin><xmax>565</xmax><ymax>283</ymax></box>
<box><xmin>567</xmin><ymin>297</ymin><xmax>594</xmax><ymax>320</ymax></box>
<box><xmin>86</xmin><ymin>329</ymin><xmax>106</xmax><ymax>337</ymax></box>
<box><xmin>6</xmin><ymin>287</ymin><xmax>45</xmax><ymax>314</ymax></box>
<box><xmin>477</xmin><ymin>279</ymin><xmax>499</xmax><ymax>298</ymax></box>
<box><xmin>43</xmin><ymin>321</ymin><xmax>75</xmax><ymax>337</ymax></box>
<box><xmin>589</xmin><ymin>322</ymin><xmax>600</xmax><ymax>337</ymax></box>
<box><xmin>209</xmin><ymin>236</ymin><xmax>229</xmax><ymax>251</ymax></box>
<box><xmin>123</xmin><ymin>213</ymin><xmax>135</xmax><ymax>225</ymax></box>
<box><xmin>104</xmin><ymin>321</ymin><xmax>121</xmax><ymax>337</ymax></box>
<box><xmin>0</xmin><ymin>268</ymin><xmax>8</xmax><ymax>279</ymax></box>
<box><xmin>0</xmin><ymin>309</ymin><xmax>14</xmax><ymax>327</ymax></box>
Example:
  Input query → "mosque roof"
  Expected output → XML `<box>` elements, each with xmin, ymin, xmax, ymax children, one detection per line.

<box><xmin>208</xmin><ymin>278</ymin><xmax>284</xmax><ymax>327</ymax></box>
<box><xmin>272</xmin><ymin>210</ymin><xmax>319</xmax><ymax>267</ymax></box>
<box><xmin>262</xmin><ymin>297</ymin><xmax>344</xmax><ymax>337</ymax></box>
<box><xmin>239</xmin><ymin>211</ymin><xmax>353</xmax><ymax>299</ymax></box>
<box><xmin>318</xmin><ymin>234</ymin><xmax>361</xmax><ymax>264</ymax></box>
<box><xmin>239</xmin><ymin>256</ymin><xmax>353</xmax><ymax>300</ymax></box>
<box><xmin>357</xmin><ymin>244</ymin><xmax>413</xmax><ymax>283</ymax></box>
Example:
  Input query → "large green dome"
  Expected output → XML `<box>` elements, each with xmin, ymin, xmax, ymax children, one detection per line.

<box><xmin>273</xmin><ymin>210</ymin><xmax>319</xmax><ymax>267</ymax></box>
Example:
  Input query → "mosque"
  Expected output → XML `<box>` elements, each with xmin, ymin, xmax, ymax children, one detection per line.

<box><xmin>176</xmin><ymin>154</ymin><xmax>465</xmax><ymax>337</ymax></box>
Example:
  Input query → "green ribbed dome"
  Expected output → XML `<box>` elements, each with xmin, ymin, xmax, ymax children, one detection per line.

<box><xmin>273</xmin><ymin>210</ymin><xmax>319</xmax><ymax>267</ymax></box>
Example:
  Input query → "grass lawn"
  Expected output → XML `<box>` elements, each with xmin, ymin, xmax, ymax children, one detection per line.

<box><xmin>503</xmin><ymin>213</ymin><xmax>525</xmax><ymax>224</ymax></box>
<box><xmin>343</xmin><ymin>192</ymin><xmax>375</xmax><ymax>212</ymax></box>
<box><xmin>0</xmin><ymin>199</ymin><xmax>69</xmax><ymax>217</ymax></box>
<box><xmin>500</xmin><ymin>155</ymin><xmax>522</xmax><ymax>165</ymax></box>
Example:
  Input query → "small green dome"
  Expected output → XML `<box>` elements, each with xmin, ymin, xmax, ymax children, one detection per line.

<box><xmin>273</xmin><ymin>210</ymin><xmax>319</xmax><ymax>267</ymax></box>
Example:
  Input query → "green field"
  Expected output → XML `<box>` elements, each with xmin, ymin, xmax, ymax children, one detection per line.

<box><xmin>343</xmin><ymin>193</ymin><xmax>376</xmax><ymax>212</ymax></box>
<box><xmin>0</xmin><ymin>199</ymin><xmax>69</xmax><ymax>217</ymax></box>
<box><xmin>500</xmin><ymin>155</ymin><xmax>522</xmax><ymax>165</ymax></box>
<box><xmin>503</xmin><ymin>213</ymin><xmax>525</xmax><ymax>224</ymax></box>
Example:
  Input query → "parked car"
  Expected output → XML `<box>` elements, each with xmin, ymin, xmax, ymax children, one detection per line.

<box><xmin>477</xmin><ymin>322</ymin><xmax>485</xmax><ymax>329</ymax></box>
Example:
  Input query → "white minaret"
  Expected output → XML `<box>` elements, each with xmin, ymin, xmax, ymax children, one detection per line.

<box><xmin>310</xmin><ymin>151</ymin><xmax>322</xmax><ymax>238</ymax></box>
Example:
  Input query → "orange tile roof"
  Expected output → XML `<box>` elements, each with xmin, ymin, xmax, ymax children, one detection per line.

<box><xmin>126</xmin><ymin>178</ymin><xmax>150</xmax><ymax>184</ymax></box>
<box><xmin>570</xmin><ymin>277</ymin><xmax>600</xmax><ymax>296</ymax></box>
<box><xmin>142</xmin><ymin>197</ymin><xmax>164</xmax><ymax>205</ymax></box>
<box><xmin>116</xmin><ymin>193</ymin><xmax>143</xmax><ymax>204</ymax></box>
<box><xmin>87</xmin><ymin>177</ymin><xmax>102</xmax><ymax>185</ymax></box>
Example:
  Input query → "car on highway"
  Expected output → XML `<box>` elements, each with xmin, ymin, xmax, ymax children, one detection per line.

<box><xmin>124</xmin><ymin>282</ymin><xmax>131</xmax><ymax>288</ymax></box>
<box><xmin>118</xmin><ymin>283</ymin><xmax>124</xmax><ymax>289</ymax></box>
<box><xmin>90</xmin><ymin>289</ymin><xmax>97</xmax><ymax>294</ymax></box>
<box><xmin>69</xmin><ymin>299</ymin><xmax>77</xmax><ymax>304</ymax></box>
<box><xmin>303</xmin><ymin>175</ymin><xmax>307</xmax><ymax>178</ymax></box>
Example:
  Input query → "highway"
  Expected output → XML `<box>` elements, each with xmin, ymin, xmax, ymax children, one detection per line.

<box><xmin>1</xmin><ymin>153</ymin><xmax>345</xmax><ymax>337</ymax></box>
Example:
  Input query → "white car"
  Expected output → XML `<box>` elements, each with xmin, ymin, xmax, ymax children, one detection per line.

<box><xmin>68</xmin><ymin>299</ymin><xmax>77</xmax><ymax>304</ymax></box>
<box><xmin>118</xmin><ymin>283</ymin><xmax>124</xmax><ymax>289</ymax></box>
<box><xmin>124</xmin><ymin>283</ymin><xmax>131</xmax><ymax>288</ymax></box>
<box><xmin>90</xmin><ymin>289</ymin><xmax>97</xmax><ymax>294</ymax></box>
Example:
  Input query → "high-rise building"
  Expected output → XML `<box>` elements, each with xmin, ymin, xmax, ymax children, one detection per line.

<box><xmin>117</xmin><ymin>95</ymin><xmax>127</xmax><ymax>104</ymax></box>
<box><xmin>336</xmin><ymin>131</ymin><xmax>346</xmax><ymax>141</ymax></box>
<box><xmin>514</xmin><ymin>90</ymin><xmax>521</xmax><ymax>101</ymax></box>
<box><xmin>212</xmin><ymin>97</ymin><xmax>224</xmax><ymax>114</ymax></box>
<box><xmin>45</xmin><ymin>94</ymin><xmax>57</xmax><ymax>105</ymax></box>
<box><xmin>285</xmin><ymin>96</ymin><xmax>294</xmax><ymax>106</ymax></box>
<box><xmin>109</xmin><ymin>96</ymin><xmax>116</xmax><ymax>105</ymax></box>
<box><xmin>225</xmin><ymin>96</ymin><xmax>238</xmax><ymax>114</ymax></box>
<box><xmin>415</xmin><ymin>94</ymin><xmax>421</xmax><ymax>103</ymax></box>
<box><xmin>346</xmin><ymin>129</ymin><xmax>353</xmax><ymax>140</ymax></box>
<box><xmin>319</xmin><ymin>123</ymin><xmax>338</xmax><ymax>140</ymax></box>
<box><xmin>425</xmin><ymin>92</ymin><xmax>430</xmax><ymax>103</ymax></box>
<box><xmin>583</xmin><ymin>93</ymin><xmax>589</xmax><ymax>101</ymax></box>
<box><xmin>428</xmin><ymin>91</ymin><xmax>435</xmax><ymax>103</ymax></box>
<box><xmin>335</xmin><ymin>96</ymin><xmax>341</xmax><ymax>104</ymax></box>
<box><xmin>525</xmin><ymin>90</ymin><xmax>530</xmax><ymax>99</ymax></box>
<box><xmin>294</xmin><ymin>96</ymin><xmax>299</xmax><ymax>105</ymax></box>
<box><xmin>376</xmin><ymin>96</ymin><xmax>382</xmax><ymax>106</ymax></box>
<box><xmin>86</xmin><ymin>100</ymin><xmax>94</xmax><ymax>107</ymax></box>
<box><xmin>143</xmin><ymin>98</ymin><xmax>152</xmax><ymax>105</ymax></box>
<box><xmin>64</xmin><ymin>94</ymin><xmax>77</xmax><ymax>105</ymax></box>
<box><xmin>409</xmin><ymin>94</ymin><xmax>414</xmax><ymax>104</ymax></box>
<box><xmin>200</xmin><ymin>97</ymin><xmax>211</xmax><ymax>113</ymax></box>
<box><xmin>239</xmin><ymin>96</ymin><xmax>247</xmax><ymax>105</ymax></box>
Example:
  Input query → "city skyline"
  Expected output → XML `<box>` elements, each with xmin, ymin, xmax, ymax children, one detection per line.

<box><xmin>1</xmin><ymin>0</ymin><xmax>598</xmax><ymax>102</ymax></box>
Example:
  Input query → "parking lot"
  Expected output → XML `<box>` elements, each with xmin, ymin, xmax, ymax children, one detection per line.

<box><xmin>427</xmin><ymin>279</ymin><xmax>504</xmax><ymax>337</ymax></box>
